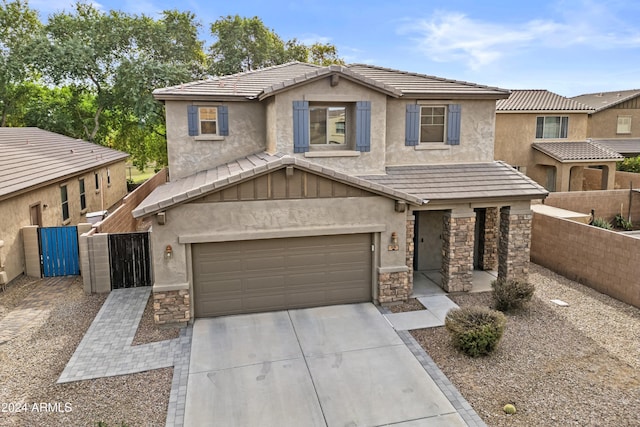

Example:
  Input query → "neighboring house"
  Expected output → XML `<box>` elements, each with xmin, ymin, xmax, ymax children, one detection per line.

<box><xmin>571</xmin><ymin>89</ymin><xmax>640</xmax><ymax>157</ymax></box>
<box><xmin>0</xmin><ymin>128</ymin><xmax>129</xmax><ymax>284</ymax></box>
<box><xmin>495</xmin><ymin>90</ymin><xmax>622</xmax><ymax>192</ymax></box>
<box><xmin>133</xmin><ymin>62</ymin><xmax>548</xmax><ymax>324</ymax></box>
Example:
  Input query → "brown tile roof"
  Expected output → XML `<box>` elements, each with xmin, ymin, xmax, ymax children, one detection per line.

<box><xmin>132</xmin><ymin>153</ymin><xmax>424</xmax><ymax>218</ymax></box>
<box><xmin>359</xmin><ymin>162</ymin><xmax>548</xmax><ymax>202</ymax></box>
<box><xmin>591</xmin><ymin>138</ymin><xmax>640</xmax><ymax>155</ymax></box>
<box><xmin>532</xmin><ymin>141</ymin><xmax>624</xmax><ymax>162</ymax></box>
<box><xmin>496</xmin><ymin>90</ymin><xmax>594</xmax><ymax>112</ymax></box>
<box><xmin>572</xmin><ymin>89</ymin><xmax>640</xmax><ymax>112</ymax></box>
<box><xmin>153</xmin><ymin>62</ymin><xmax>510</xmax><ymax>101</ymax></box>
<box><xmin>0</xmin><ymin>127</ymin><xmax>129</xmax><ymax>200</ymax></box>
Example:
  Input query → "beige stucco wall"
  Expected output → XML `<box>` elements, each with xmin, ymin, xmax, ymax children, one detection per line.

<box><xmin>149</xmin><ymin>196</ymin><xmax>408</xmax><ymax>301</ymax></box>
<box><xmin>164</xmin><ymin>100</ymin><xmax>266</xmax><ymax>181</ymax></box>
<box><xmin>0</xmin><ymin>161</ymin><xmax>127</xmax><ymax>283</ymax></box>
<box><xmin>495</xmin><ymin>112</ymin><xmax>590</xmax><ymax>168</ymax></box>
<box><xmin>588</xmin><ymin>108</ymin><xmax>640</xmax><ymax>139</ymax></box>
<box><xmin>386</xmin><ymin>99</ymin><xmax>497</xmax><ymax>165</ymax></box>
<box><xmin>271</xmin><ymin>76</ymin><xmax>388</xmax><ymax>174</ymax></box>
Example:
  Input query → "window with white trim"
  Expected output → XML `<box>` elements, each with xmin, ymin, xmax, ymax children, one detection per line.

<box><xmin>199</xmin><ymin>107</ymin><xmax>218</xmax><ymax>135</ymax></box>
<box><xmin>420</xmin><ymin>106</ymin><xmax>446</xmax><ymax>143</ymax></box>
<box><xmin>536</xmin><ymin>116</ymin><xmax>568</xmax><ymax>139</ymax></box>
<box><xmin>310</xmin><ymin>106</ymin><xmax>347</xmax><ymax>145</ymax></box>
<box><xmin>617</xmin><ymin>116</ymin><xmax>632</xmax><ymax>134</ymax></box>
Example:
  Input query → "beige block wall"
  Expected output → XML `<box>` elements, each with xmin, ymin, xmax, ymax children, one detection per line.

<box><xmin>531</xmin><ymin>212</ymin><xmax>640</xmax><ymax>309</ymax></box>
<box><xmin>583</xmin><ymin>168</ymin><xmax>640</xmax><ymax>190</ymax></box>
<box><xmin>588</xmin><ymin>108</ymin><xmax>640</xmax><ymax>139</ymax></box>
<box><xmin>385</xmin><ymin>99</ymin><xmax>497</xmax><ymax>166</ymax></box>
<box><xmin>0</xmin><ymin>160</ymin><xmax>127</xmax><ymax>283</ymax></box>
<box><xmin>97</xmin><ymin>169</ymin><xmax>168</xmax><ymax>233</ymax></box>
<box><xmin>543</xmin><ymin>190</ymin><xmax>640</xmax><ymax>222</ymax></box>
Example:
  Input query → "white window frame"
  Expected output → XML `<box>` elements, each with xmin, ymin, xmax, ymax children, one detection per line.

<box><xmin>79</xmin><ymin>178</ymin><xmax>86</xmax><ymax>212</ymax></box>
<box><xmin>199</xmin><ymin>107</ymin><xmax>218</xmax><ymax>136</ymax></box>
<box><xmin>536</xmin><ymin>116</ymin><xmax>568</xmax><ymax>139</ymax></box>
<box><xmin>419</xmin><ymin>105</ymin><xmax>447</xmax><ymax>144</ymax></box>
<box><xmin>61</xmin><ymin>185</ymin><xmax>69</xmax><ymax>222</ymax></box>
<box><xmin>617</xmin><ymin>115</ymin><xmax>632</xmax><ymax>134</ymax></box>
<box><xmin>309</xmin><ymin>105</ymin><xmax>348</xmax><ymax>146</ymax></box>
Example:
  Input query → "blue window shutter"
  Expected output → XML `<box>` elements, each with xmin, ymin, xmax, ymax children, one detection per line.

<box><xmin>405</xmin><ymin>104</ymin><xmax>420</xmax><ymax>146</ymax></box>
<box><xmin>356</xmin><ymin>101</ymin><xmax>371</xmax><ymax>152</ymax></box>
<box><xmin>447</xmin><ymin>104</ymin><xmax>461</xmax><ymax>145</ymax></box>
<box><xmin>293</xmin><ymin>100</ymin><xmax>309</xmax><ymax>153</ymax></box>
<box><xmin>218</xmin><ymin>105</ymin><xmax>229</xmax><ymax>136</ymax></box>
<box><xmin>188</xmin><ymin>105</ymin><xmax>199</xmax><ymax>136</ymax></box>
<box><xmin>536</xmin><ymin>117</ymin><xmax>544</xmax><ymax>138</ymax></box>
<box><xmin>560</xmin><ymin>116</ymin><xmax>568</xmax><ymax>138</ymax></box>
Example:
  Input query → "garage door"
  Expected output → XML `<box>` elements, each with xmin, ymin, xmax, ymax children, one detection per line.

<box><xmin>192</xmin><ymin>234</ymin><xmax>372</xmax><ymax>317</ymax></box>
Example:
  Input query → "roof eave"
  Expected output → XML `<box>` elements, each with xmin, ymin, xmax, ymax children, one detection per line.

<box><xmin>497</xmin><ymin>109</ymin><xmax>595</xmax><ymax>114</ymax></box>
<box><xmin>152</xmin><ymin>93</ymin><xmax>254</xmax><ymax>102</ymax></box>
<box><xmin>403</xmin><ymin>92</ymin><xmax>510</xmax><ymax>100</ymax></box>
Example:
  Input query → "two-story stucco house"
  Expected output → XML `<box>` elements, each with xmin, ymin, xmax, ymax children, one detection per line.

<box><xmin>571</xmin><ymin>89</ymin><xmax>640</xmax><ymax>157</ymax></box>
<box><xmin>133</xmin><ymin>63</ymin><xmax>548</xmax><ymax>324</ymax></box>
<box><xmin>495</xmin><ymin>90</ymin><xmax>623</xmax><ymax>192</ymax></box>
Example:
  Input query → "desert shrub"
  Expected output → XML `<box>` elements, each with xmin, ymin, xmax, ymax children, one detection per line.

<box><xmin>617</xmin><ymin>155</ymin><xmax>640</xmax><ymax>173</ymax></box>
<box><xmin>444</xmin><ymin>306</ymin><xmax>506</xmax><ymax>357</ymax></box>
<box><xmin>614</xmin><ymin>214</ymin><xmax>633</xmax><ymax>231</ymax></box>
<box><xmin>492</xmin><ymin>279</ymin><xmax>535</xmax><ymax>312</ymax></box>
<box><xmin>591</xmin><ymin>217</ymin><xmax>613</xmax><ymax>230</ymax></box>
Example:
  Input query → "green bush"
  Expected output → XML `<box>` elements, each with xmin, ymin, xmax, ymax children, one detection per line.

<box><xmin>591</xmin><ymin>217</ymin><xmax>613</xmax><ymax>230</ymax></box>
<box><xmin>445</xmin><ymin>306</ymin><xmax>506</xmax><ymax>357</ymax></box>
<box><xmin>492</xmin><ymin>279</ymin><xmax>535</xmax><ymax>312</ymax></box>
<box><xmin>617</xmin><ymin>155</ymin><xmax>640</xmax><ymax>173</ymax></box>
<box><xmin>614</xmin><ymin>214</ymin><xmax>633</xmax><ymax>231</ymax></box>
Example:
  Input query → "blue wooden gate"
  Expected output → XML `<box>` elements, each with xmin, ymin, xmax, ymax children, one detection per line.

<box><xmin>39</xmin><ymin>226</ymin><xmax>80</xmax><ymax>277</ymax></box>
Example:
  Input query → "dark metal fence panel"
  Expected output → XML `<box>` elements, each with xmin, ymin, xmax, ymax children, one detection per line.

<box><xmin>108</xmin><ymin>232</ymin><xmax>151</xmax><ymax>289</ymax></box>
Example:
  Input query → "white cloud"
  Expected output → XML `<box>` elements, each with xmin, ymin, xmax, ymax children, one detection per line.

<box><xmin>399</xmin><ymin>2</ymin><xmax>640</xmax><ymax>70</ymax></box>
<box><xmin>298</xmin><ymin>34</ymin><xmax>333</xmax><ymax>45</ymax></box>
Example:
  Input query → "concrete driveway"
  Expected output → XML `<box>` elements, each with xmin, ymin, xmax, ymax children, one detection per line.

<box><xmin>185</xmin><ymin>303</ymin><xmax>467</xmax><ymax>427</ymax></box>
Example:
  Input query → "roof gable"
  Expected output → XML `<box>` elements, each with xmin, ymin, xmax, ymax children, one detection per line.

<box><xmin>133</xmin><ymin>152</ymin><xmax>422</xmax><ymax>218</ymax></box>
<box><xmin>496</xmin><ymin>90</ymin><xmax>594</xmax><ymax>112</ymax></box>
<box><xmin>571</xmin><ymin>89</ymin><xmax>640</xmax><ymax>112</ymax></box>
<box><xmin>153</xmin><ymin>62</ymin><xmax>510</xmax><ymax>101</ymax></box>
<box><xmin>0</xmin><ymin>127</ymin><xmax>129</xmax><ymax>200</ymax></box>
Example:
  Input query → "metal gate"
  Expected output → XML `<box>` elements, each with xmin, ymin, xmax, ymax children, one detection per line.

<box><xmin>39</xmin><ymin>226</ymin><xmax>80</xmax><ymax>277</ymax></box>
<box><xmin>108</xmin><ymin>232</ymin><xmax>152</xmax><ymax>289</ymax></box>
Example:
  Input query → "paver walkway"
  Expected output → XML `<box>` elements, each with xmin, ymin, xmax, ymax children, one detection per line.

<box><xmin>0</xmin><ymin>276</ymin><xmax>74</xmax><ymax>345</ymax></box>
<box><xmin>56</xmin><ymin>287</ymin><xmax>192</xmax><ymax>427</ymax></box>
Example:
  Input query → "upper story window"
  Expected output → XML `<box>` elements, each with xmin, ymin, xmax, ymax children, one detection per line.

<box><xmin>188</xmin><ymin>105</ymin><xmax>229</xmax><ymax>138</ymax></box>
<box><xmin>107</xmin><ymin>168</ymin><xmax>111</xmax><ymax>186</ymax></box>
<box><xmin>420</xmin><ymin>106</ymin><xmax>446</xmax><ymax>143</ymax></box>
<box><xmin>94</xmin><ymin>172</ymin><xmax>100</xmax><ymax>191</ymax></box>
<box><xmin>310</xmin><ymin>106</ymin><xmax>347</xmax><ymax>146</ymax></box>
<box><xmin>293</xmin><ymin>100</ymin><xmax>371</xmax><ymax>154</ymax></box>
<box><xmin>405</xmin><ymin>103</ymin><xmax>461</xmax><ymax>147</ymax></box>
<box><xmin>617</xmin><ymin>116</ymin><xmax>632</xmax><ymax>134</ymax></box>
<box><xmin>536</xmin><ymin>116</ymin><xmax>568</xmax><ymax>139</ymax></box>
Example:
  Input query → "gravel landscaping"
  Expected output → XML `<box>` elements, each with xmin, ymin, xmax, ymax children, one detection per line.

<box><xmin>0</xmin><ymin>276</ymin><xmax>174</xmax><ymax>426</ymax></box>
<box><xmin>412</xmin><ymin>264</ymin><xmax>640</xmax><ymax>426</ymax></box>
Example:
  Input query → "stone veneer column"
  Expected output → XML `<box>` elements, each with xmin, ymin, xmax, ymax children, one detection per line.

<box><xmin>153</xmin><ymin>289</ymin><xmax>190</xmax><ymax>325</ymax></box>
<box><xmin>498</xmin><ymin>206</ymin><xmax>533</xmax><ymax>282</ymax></box>
<box><xmin>377</xmin><ymin>269</ymin><xmax>410</xmax><ymax>303</ymax></box>
<box><xmin>405</xmin><ymin>215</ymin><xmax>415</xmax><ymax>292</ymax></box>
<box><xmin>441</xmin><ymin>211</ymin><xmax>475</xmax><ymax>292</ymax></box>
<box><xmin>481</xmin><ymin>207</ymin><xmax>499</xmax><ymax>270</ymax></box>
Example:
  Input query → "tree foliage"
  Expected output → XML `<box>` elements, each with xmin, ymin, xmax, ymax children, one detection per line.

<box><xmin>1</xmin><ymin>3</ymin><xmax>343</xmax><ymax>170</ymax></box>
<box><xmin>209</xmin><ymin>15</ymin><xmax>343</xmax><ymax>75</ymax></box>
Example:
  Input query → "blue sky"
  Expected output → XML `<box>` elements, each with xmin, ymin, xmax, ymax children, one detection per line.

<box><xmin>28</xmin><ymin>0</ymin><xmax>640</xmax><ymax>97</ymax></box>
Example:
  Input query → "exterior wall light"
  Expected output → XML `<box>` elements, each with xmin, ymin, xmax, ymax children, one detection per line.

<box><xmin>388</xmin><ymin>232</ymin><xmax>399</xmax><ymax>251</ymax></box>
<box><xmin>165</xmin><ymin>245</ymin><xmax>173</xmax><ymax>259</ymax></box>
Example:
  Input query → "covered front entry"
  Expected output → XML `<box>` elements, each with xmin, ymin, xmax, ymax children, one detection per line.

<box><xmin>192</xmin><ymin>234</ymin><xmax>372</xmax><ymax>317</ymax></box>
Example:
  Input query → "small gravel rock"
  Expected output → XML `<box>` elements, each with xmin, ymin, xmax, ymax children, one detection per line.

<box><xmin>0</xmin><ymin>277</ymin><xmax>172</xmax><ymax>426</ymax></box>
<box><xmin>412</xmin><ymin>264</ymin><xmax>640</xmax><ymax>427</ymax></box>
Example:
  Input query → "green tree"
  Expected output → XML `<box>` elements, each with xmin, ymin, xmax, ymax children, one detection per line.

<box><xmin>0</xmin><ymin>0</ymin><xmax>42</xmax><ymax>126</ymax></box>
<box><xmin>209</xmin><ymin>15</ymin><xmax>343</xmax><ymax>75</ymax></box>
<box><xmin>31</xmin><ymin>3</ymin><xmax>206</xmax><ymax>167</ymax></box>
